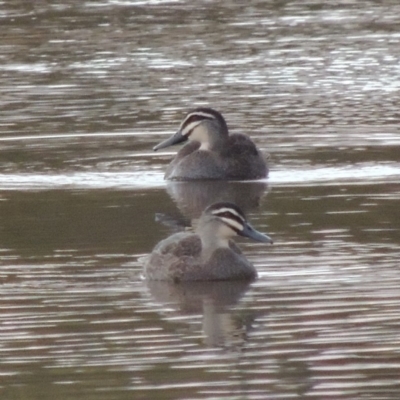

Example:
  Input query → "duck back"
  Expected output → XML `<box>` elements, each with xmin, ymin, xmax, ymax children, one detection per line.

<box><xmin>222</xmin><ymin>133</ymin><xmax>268</xmax><ymax>180</ymax></box>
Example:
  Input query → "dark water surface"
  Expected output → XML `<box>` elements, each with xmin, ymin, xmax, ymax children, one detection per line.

<box><xmin>1</xmin><ymin>1</ymin><xmax>400</xmax><ymax>399</ymax></box>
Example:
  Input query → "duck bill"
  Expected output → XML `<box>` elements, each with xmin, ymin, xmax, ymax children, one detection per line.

<box><xmin>153</xmin><ymin>130</ymin><xmax>187</xmax><ymax>151</ymax></box>
<box><xmin>239</xmin><ymin>223</ymin><xmax>273</xmax><ymax>244</ymax></box>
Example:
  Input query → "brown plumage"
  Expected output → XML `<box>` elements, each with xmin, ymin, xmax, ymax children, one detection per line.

<box><xmin>143</xmin><ymin>202</ymin><xmax>273</xmax><ymax>282</ymax></box>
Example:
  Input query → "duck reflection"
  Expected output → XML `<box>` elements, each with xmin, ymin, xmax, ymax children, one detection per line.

<box><xmin>146</xmin><ymin>280</ymin><xmax>254</xmax><ymax>348</ymax></box>
<box><xmin>166</xmin><ymin>180</ymin><xmax>268</xmax><ymax>220</ymax></box>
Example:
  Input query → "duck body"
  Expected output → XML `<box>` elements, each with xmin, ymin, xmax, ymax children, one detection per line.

<box><xmin>143</xmin><ymin>202</ymin><xmax>273</xmax><ymax>282</ymax></box>
<box><xmin>154</xmin><ymin>108</ymin><xmax>268</xmax><ymax>181</ymax></box>
<box><xmin>144</xmin><ymin>232</ymin><xmax>257</xmax><ymax>282</ymax></box>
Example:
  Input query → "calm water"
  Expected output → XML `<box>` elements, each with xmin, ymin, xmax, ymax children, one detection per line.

<box><xmin>1</xmin><ymin>1</ymin><xmax>400</xmax><ymax>399</ymax></box>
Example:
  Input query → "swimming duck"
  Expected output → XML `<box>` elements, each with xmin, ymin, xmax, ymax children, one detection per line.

<box><xmin>143</xmin><ymin>202</ymin><xmax>273</xmax><ymax>282</ymax></box>
<box><xmin>153</xmin><ymin>108</ymin><xmax>268</xmax><ymax>180</ymax></box>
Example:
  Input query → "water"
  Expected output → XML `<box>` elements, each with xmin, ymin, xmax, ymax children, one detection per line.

<box><xmin>1</xmin><ymin>1</ymin><xmax>400</xmax><ymax>399</ymax></box>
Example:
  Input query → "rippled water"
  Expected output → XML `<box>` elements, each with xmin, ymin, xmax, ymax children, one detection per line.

<box><xmin>1</xmin><ymin>1</ymin><xmax>400</xmax><ymax>399</ymax></box>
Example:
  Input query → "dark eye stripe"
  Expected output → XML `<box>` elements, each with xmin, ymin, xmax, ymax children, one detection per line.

<box><xmin>182</xmin><ymin>112</ymin><xmax>215</xmax><ymax>128</ymax></box>
<box><xmin>219</xmin><ymin>216</ymin><xmax>244</xmax><ymax>234</ymax></box>
<box><xmin>185</xmin><ymin>115</ymin><xmax>206</xmax><ymax>126</ymax></box>
<box><xmin>214</xmin><ymin>211</ymin><xmax>244</xmax><ymax>227</ymax></box>
<box><xmin>207</xmin><ymin>202</ymin><xmax>247</xmax><ymax>229</ymax></box>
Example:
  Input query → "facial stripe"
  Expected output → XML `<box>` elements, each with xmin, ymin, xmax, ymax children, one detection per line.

<box><xmin>219</xmin><ymin>217</ymin><xmax>243</xmax><ymax>233</ymax></box>
<box><xmin>181</xmin><ymin>120</ymin><xmax>203</xmax><ymax>137</ymax></box>
<box><xmin>180</xmin><ymin>111</ymin><xmax>216</xmax><ymax>133</ymax></box>
<box><xmin>211</xmin><ymin>206</ymin><xmax>246</xmax><ymax>234</ymax></box>
<box><xmin>211</xmin><ymin>207</ymin><xmax>245</xmax><ymax>222</ymax></box>
<box><xmin>178</xmin><ymin>109</ymin><xmax>218</xmax><ymax>139</ymax></box>
<box><xmin>183</xmin><ymin>111</ymin><xmax>217</xmax><ymax>123</ymax></box>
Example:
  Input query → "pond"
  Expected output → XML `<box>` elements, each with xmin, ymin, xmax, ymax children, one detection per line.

<box><xmin>1</xmin><ymin>1</ymin><xmax>400</xmax><ymax>399</ymax></box>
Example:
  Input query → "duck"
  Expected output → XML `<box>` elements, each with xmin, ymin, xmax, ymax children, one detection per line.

<box><xmin>153</xmin><ymin>107</ymin><xmax>268</xmax><ymax>180</ymax></box>
<box><xmin>143</xmin><ymin>202</ymin><xmax>273</xmax><ymax>282</ymax></box>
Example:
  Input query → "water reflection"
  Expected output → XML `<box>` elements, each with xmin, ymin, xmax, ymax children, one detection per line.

<box><xmin>146</xmin><ymin>281</ymin><xmax>252</xmax><ymax>348</ymax></box>
<box><xmin>166</xmin><ymin>180</ymin><xmax>268</xmax><ymax>219</ymax></box>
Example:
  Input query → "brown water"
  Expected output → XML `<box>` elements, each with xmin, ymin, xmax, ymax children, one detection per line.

<box><xmin>1</xmin><ymin>1</ymin><xmax>400</xmax><ymax>399</ymax></box>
